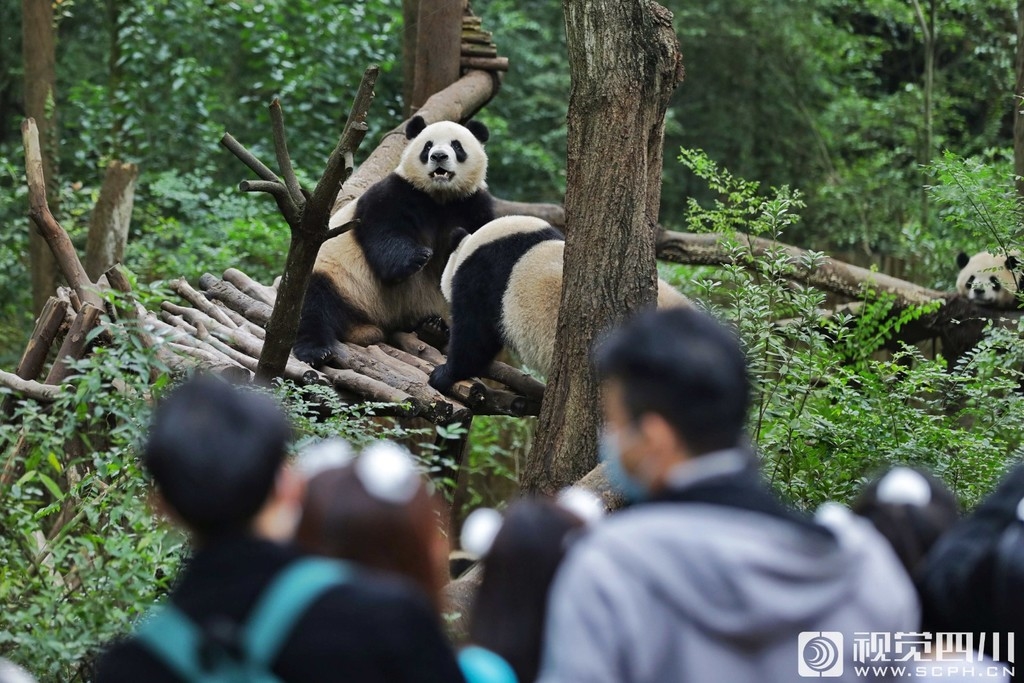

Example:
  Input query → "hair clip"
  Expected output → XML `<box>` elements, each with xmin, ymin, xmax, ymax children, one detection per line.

<box><xmin>460</xmin><ymin>507</ymin><xmax>504</xmax><ymax>558</ymax></box>
<box><xmin>876</xmin><ymin>467</ymin><xmax>932</xmax><ymax>507</ymax></box>
<box><xmin>295</xmin><ymin>438</ymin><xmax>354</xmax><ymax>479</ymax></box>
<box><xmin>557</xmin><ymin>486</ymin><xmax>606</xmax><ymax>524</ymax></box>
<box><xmin>355</xmin><ymin>441</ymin><xmax>422</xmax><ymax>505</ymax></box>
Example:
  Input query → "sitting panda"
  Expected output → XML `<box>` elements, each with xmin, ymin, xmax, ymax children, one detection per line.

<box><xmin>293</xmin><ymin>116</ymin><xmax>495</xmax><ymax>365</ymax></box>
<box><xmin>955</xmin><ymin>251</ymin><xmax>1023</xmax><ymax>309</ymax></box>
<box><xmin>428</xmin><ymin>215</ymin><xmax>690</xmax><ymax>393</ymax></box>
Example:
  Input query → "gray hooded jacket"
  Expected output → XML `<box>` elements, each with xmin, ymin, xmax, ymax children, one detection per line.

<box><xmin>537</xmin><ymin>455</ymin><xmax>919</xmax><ymax>683</ymax></box>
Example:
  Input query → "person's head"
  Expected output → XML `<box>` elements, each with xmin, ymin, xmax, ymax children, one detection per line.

<box><xmin>143</xmin><ymin>375</ymin><xmax>292</xmax><ymax>542</ymax></box>
<box><xmin>293</xmin><ymin>442</ymin><xmax>448</xmax><ymax>611</ymax></box>
<box><xmin>852</xmin><ymin>466</ymin><xmax>959</xmax><ymax>577</ymax></box>
<box><xmin>467</xmin><ymin>497</ymin><xmax>589</xmax><ymax>683</ymax></box>
<box><xmin>594</xmin><ymin>307</ymin><xmax>750</xmax><ymax>494</ymax></box>
<box><xmin>0</xmin><ymin>659</ymin><xmax>37</xmax><ymax>683</ymax></box>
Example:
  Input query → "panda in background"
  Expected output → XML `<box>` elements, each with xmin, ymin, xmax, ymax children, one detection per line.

<box><xmin>955</xmin><ymin>251</ymin><xmax>1023</xmax><ymax>309</ymax></box>
<box><xmin>293</xmin><ymin>115</ymin><xmax>495</xmax><ymax>366</ymax></box>
<box><xmin>428</xmin><ymin>215</ymin><xmax>691</xmax><ymax>393</ymax></box>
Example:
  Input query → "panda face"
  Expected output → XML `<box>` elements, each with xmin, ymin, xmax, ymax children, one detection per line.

<box><xmin>955</xmin><ymin>251</ymin><xmax>1021</xmax><ymax>308</ymax></box>
<box><xmin>397</xmin><ymin>117</ymin><xmax>489</xmax><ymax>201</ymax></box>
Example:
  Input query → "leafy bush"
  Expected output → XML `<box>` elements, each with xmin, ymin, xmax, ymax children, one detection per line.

<box><xmin>680</xmin><ymin>148</ymin><xmax>1022</xmax><ymax>510</ymax></box>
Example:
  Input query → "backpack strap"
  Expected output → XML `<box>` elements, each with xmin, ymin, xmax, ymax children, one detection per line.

<box><xmin>243</xmin><ymin>557</ymin><xmax>352</xmax><ymax>667</ymax></box>
<box><xmin>134</xmin><ymin>557</ymin><xmax>351</xmax><ymax>681</ymax></box>
<box><xmin>135</xmin><ymin>604</ymin><xmax>209</xmax><ymax>681</ymax></box>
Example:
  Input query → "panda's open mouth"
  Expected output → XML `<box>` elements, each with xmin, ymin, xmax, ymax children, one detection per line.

<box><xmin>429</xmin><ymin>169</ymin><xmax>455</xmax><ymax>181</ymax></box>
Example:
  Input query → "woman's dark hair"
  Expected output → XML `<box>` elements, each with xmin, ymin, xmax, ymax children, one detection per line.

<box><xmin>294</xmin><ymin>464</ymin><xmax>446</xmax><ymax>610</ymax></box>
<box><xmin>593</xmin><ymin>307</ymin><xmax>750</xmax><ymax>455</ymax></box>
<box><xmin>469</xmin><ymin>498</ymin><xmax>586</xmax><ymax>683</ymax></box>
<box><xmin>143</xmin><ymin>375</ymin><xmax>291</xmax><ymax>539</ymax></box>
<box><xmin>852</xmin><ymin>466</ymin><xmax>960</xmax><ymax>577</ymax></box>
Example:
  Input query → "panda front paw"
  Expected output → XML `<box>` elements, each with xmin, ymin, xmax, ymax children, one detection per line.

<box><xmin>293</xmin><ymin>344</ymin><xmax>332</xmax><ymax>367</ymax></box>
<box><xmin>418</xmin><ymin>315</ymin><xmax>450</xmax><ymax>342</ymax></box>
<box><xmin>407</xmin><ymin>246</ymin><xmax>433</xmax><ymax>274</ymax></box>
<box><xmin>429</xmin><ymin>364</ymin><xmax>455</xmax><ymax>394</ymax></box>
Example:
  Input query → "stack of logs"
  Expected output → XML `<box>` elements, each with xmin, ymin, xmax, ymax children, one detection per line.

<box><xmin>461</xmin><ymin>3</ymin><xmax>507</xmax><ymax>73</ymax></box>
<box><xmin>149</xmin><ymin>268</ymin><xmax>544</xmax><ymax>424</ymax></box>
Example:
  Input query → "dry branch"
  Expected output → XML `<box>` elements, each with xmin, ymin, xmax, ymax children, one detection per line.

<box><xmin>656</xmin><ymin>230</ymin><xmax>946</xmax><ymax>306</ymax></box>
<box><xmin>198</xmin><ymin>274</ymin><xmax>274</xmax><ymax>327</ymax></box>
<box><xmin>21</xmin><ymin>119</ymin><xmax>103</xmax><ymax>310</ymax></box>
<box><xmin>12</xmin><ymin>296</ymin><xmax>70</xmax><ymax>382</ymax></box>
<box><xmin>0</xmin><ymin>370</ymin><xmax>65</xmax><ymax>402</ymax></box>
<box><xmin>44</xmin><ymin>304</ymin><xmax>103</xmax><ymax>385</ymax></box>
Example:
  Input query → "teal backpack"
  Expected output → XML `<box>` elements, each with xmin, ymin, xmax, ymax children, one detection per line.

<box><xmin>135</xmin><ymin>557</ymin><xmax>350</xmax><ymax>682</ymax></box>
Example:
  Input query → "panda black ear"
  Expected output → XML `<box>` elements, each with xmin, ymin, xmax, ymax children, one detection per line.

<box><xmin>450</xmin><ymin>227</ymin><xmax>470</xmax><ymax>251</ymax></box>
<box><xmin>405</xmin><ymin>115</ymin><xmax>427</xmax><ymax>140</ymax></box>
<box><xmin>956</xmin><ymin>252</ymin><xmax>970</xmax><ymax>269</ymax></box>
<box><xmin>1007</xmin><ymin>255</ymin><xmax>1020</xmax><ymax>271</ymax></box>
<box><xmin>465</xmin><ymin>120</ymin><xmax>490</xmax><ymax>143</ymax></box>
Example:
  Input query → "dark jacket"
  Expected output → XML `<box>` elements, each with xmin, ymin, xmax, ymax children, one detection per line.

<box><xmin>94</xmin><ymin>536</ymin><xmax>465</xmax><ymax>683</ymax></box>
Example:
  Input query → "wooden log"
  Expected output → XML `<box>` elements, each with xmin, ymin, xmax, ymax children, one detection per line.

<box><xmin>492</xmin><ymin>197</ymin><xmax>566</xmax><ymax>227</ymax></box>
<box><xmin>170</xmin><ymin>278</ymin><xmax>238</xmax><ymax>328</ymax></box>
<box><xmin>460</xmin><ymin>57</ymin><xmax>510</xmax><ymax>72</ymax></box>
<box><xmin>44</xmin><ymin>303</ymin><xmax>103</xmax><ymax>385</ymax></box>
<box><xmin>656</xmin><ymin>230</ymin><xmax>947</xmax><ymax>307</ymax></box>
<box><xmin>198</xmin><ymin>274</ymin><xmax>274</xmax><ymax>327</ymax></box>
<box><xmin>85</xmin><ymin>161</ymin><xmax>139</xmax><ymax>280</ymax></box>
<box><xmin>391</xmin><ymin>331</ymin><xmax>446</xmax><ymax>365</ymax></box>
<box><xmin>211</xmin><ymin>301</ymin><xmax>267</xmax><ymax>339</ymax></box>
<box><xmin>12</xmin><ymin>296</ymin><xmax>70</xmax><ymax>381</ymax></box>
<box><xmin>378</xmin><ymin>343</ymin><xmax>437</xmax><ymax>375</ymax></box>
<box><xmin>21</xmin><ymin>119</ymin><xmax>103</xmax><ymax>310</ymax></box>
<box><xmin>461</xmin><ymin>29</ymin><xmax>494</xmax><ymax>44</ymax></box>
<box><xmin>460</xmin><ymin>43</ymin><xmax>498</xmax><ymax>58</ymax></box>
<box><xmin>483</xmin><ymin>361</ymin><xmax>545</xmax><ymax>402</ymax></box>
<box><xmin>223</xmin><ymin>268</ymin><xmax>276</xmax><ymax>306</ymax></box>
<box><xmin>0</xmin><ymin>370</ymin><xmax>65</xmax><ymax>401</ymax></box>
<box><xmin>102</xmin><ymin>264</ymin><xmax>133</xmax><ymax>294</ymax></box>
<box><xmin>320</xmin><ymin>367</ymin><xmax>422</xmax><ymax>416</ymax></box>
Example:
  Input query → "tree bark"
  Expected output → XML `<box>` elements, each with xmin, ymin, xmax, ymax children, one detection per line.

<box><xmin>85</xmin><ymin>161</ymin><xmax>139</xmax><ymax>280</ymax></box>
<box><xmin>522</xmin><ymin>0</ymin><xmax>684</xmax><ymax>492</ymax></box>
<box><xmin>410</xmin><ymin>0</ymin><xmax>463</xmax><ymax>112</ymax></box>
<box><xmin>22</xmin><ymin>0</ymin><xmax>60</xmax><ymax>313</ymax></box>
<box><xmin>1015</xmin><ymin>0</ymin><xmax>1024</xmax><ymax>198</ymax></box>
<box><xmin>402</xmin><ymin>0</ymin><xmax>420</xmax><ymax>116</ymax></box>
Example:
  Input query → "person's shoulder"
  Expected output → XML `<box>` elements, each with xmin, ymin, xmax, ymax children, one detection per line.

<box><xmin>298</xmin><ymin>566</ymin><xmax>436</xmax><ymax>632</ymax></box>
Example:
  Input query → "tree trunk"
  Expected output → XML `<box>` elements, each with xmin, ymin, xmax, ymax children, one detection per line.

<box><xmin>22</xmin><ymin>0</ymin><xmax>60</xmax><ymax>313</ymax></box>
<box><xmin>410</xmin><ymin>0</ymin><xmax>463</xmax><ymax>111</ymax></box>
<box><xmin>85</xmin><ymin>161</ymin><xmax>138</xmax><ymax>280</ymax></box>
<box><xmin>1015</xmin><ymin>0</ymin><xmax>1024</xmax><ymax>199</ymax></box>
<box><xmin>402</xmin><ymin>0</ymin><xmax>420</xmax><ymax>116</ymax></box>
<box><xmin>522</xmin><ymin>0</ymin><xmax>683</xmax><ymax>493</ymax></box>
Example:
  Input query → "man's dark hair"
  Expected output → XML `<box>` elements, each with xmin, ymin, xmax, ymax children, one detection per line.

<box><xmin>143</xmin><ymin>374</ymin><xmax>291</xmax><ymax>539</ymax></box>
<box><xmin>594</xmin><ymin>307</ymin><xmax>750</xmax><ymax>455</ymax></box>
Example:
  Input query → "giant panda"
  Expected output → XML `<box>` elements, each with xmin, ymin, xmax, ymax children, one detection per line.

<box><xmin>428</xmin><ymin>215</ymin><xmax>690</xmax><ymax>393</ymax></box>
<box><xmin>293</xmin><ymin>115</ymin><xmax>495</xmax><ymax>366</ymax></box>
<box><xmin>955</xmin><ymin>251</ymin><xmax>1023</xmax><ymax>309</ymax></box>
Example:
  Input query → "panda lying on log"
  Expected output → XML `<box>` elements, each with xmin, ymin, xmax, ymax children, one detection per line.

<box><xmin>293</xmin><ymin>116</ymin><xmax>495</xmax><ymax>366</ymax></box>
<box><xmin>428</xmin><ymin>215</ymin><xmax>691</xmax><ymax>393</ymax></box>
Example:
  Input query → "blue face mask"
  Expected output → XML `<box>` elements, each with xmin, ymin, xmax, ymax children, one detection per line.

<box><xmin>598</xmin><ymin>431</ymin><xmax>649</xmax><ymax>503</ymax></box>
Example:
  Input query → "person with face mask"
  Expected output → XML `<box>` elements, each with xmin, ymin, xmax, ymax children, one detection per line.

<box><xmin>537</xmin><ymin>307</ymin><xmax>919</xmax><ymax>683</ymax></box>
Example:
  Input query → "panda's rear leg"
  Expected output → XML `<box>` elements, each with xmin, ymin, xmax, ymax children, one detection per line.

<box><xmin>346</xmin><ymin>324</ymin><xmax>387</xmax><ymax>347</ymax></box>
<box><xmin>428</xmin><ymin>317</ymin><xmax>503</xmax><ymax>394</ymax></box>
<box><xmin>415</xmin><ymin>315</ymin><xmax>450</xmax><ymax>350</ymax></box>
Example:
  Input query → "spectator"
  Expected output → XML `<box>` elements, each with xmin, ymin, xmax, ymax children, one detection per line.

<box><xmin>293</xmin><ymin>441</ymin><xmax>450</xmax><ymax>612</ymax></box>
<box><xmin>850</xmin><ymin>466</ymin><xmax>959</xmax><ymax>578</ymax></box>
<box><xmin>461</xmin><ymin>491</ymin><xmax>601</xmax><ymax>683</ymax></box>
<box><xmin>537</xmin><ymin>307</ymin><xmax>919</xmax><ymax>683</ymax></box>
<box><xmin>919</xmin><ymin>465</ymin><xmax>1024</xmax><ymax>679</ymax></box>
<box><xmin>0</xmin><ymin>659</ymin><xmax>36</xmax><ymax>683</ymax></box>
<box><xmin>94</xmin><ymin>375</ymin><xmax>465</xmax><ymax>683</ymax></box>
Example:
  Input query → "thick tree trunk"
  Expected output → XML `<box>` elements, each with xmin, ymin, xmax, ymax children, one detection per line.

<box><xmin>1015</xmin><ymin>0</ymin><xmax>1024</xmax><ymax>198</ymax></box>
<box><xmin>402</xmin><ymin>0</ymin><xmax>420</xmax><ymax>116</ymax></box>
<box><xmin>85</xmin><ymin>161</ymin><xmax>138</xmax><ymax>280</ymax></box>
<box><xmin>22</xmin><ymin>0</ymin><xmax>60</xmax><ymax>313</ymax></box>
<box><xmin>410</xmin><ymin>0</ymin><xmax>463</xmax><ymax>112</ymax></box>
<box><xmin>522</xmin><ymin>0</ymin><xmax>683</xmax><ymax>492</ymax></box>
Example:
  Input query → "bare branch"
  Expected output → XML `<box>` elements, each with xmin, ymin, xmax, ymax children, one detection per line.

<box><xmin>269</xmin><ymin>98</ymin><xmax>305</xmax><ymax>206</ymax></box>
<box><xmin>220</xmin><ymin>132</ymin><xmax>280</xmax><ymax>182</ymax></box>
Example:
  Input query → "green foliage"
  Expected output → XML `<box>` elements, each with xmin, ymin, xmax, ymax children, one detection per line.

<box><xmin>0</xmin><ymin>321</ymin><xmax>180</xmax><ymax>682</ymax></box>
<box><xmin>681</xmin><ymin>148</ymin><xmax>1021</xmax><ymax>510</ymax></box>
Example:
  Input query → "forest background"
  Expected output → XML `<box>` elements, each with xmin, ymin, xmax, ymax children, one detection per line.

<box><xmin>2</xmin><ymin>1</ymin><xmax>1024</xmax><ymax>679</ymax></box>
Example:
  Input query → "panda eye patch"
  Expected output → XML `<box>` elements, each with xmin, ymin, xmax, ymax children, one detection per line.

<box><xmin>451</xmin><ymin>139</ymin><xmax>467</xmax><ymax>163</ymax></box>
<box><xmin>419</xmin><ymin>141</ymin><xmax>433</xmax><ymax>164</ymax></box>
<box><xmin>990</xmin><ymin>277</ymin><xmax>1001</xmax><ymax>290</ymax></box>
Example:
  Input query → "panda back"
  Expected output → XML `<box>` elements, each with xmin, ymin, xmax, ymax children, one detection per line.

<box><xmin>501</xmin><ymin>240</ymin><xmax>565</xmax><ymax>376</ymax></box>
